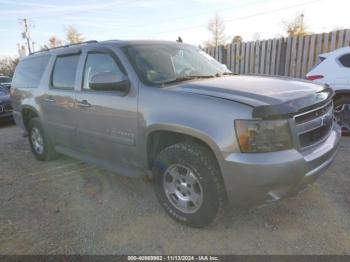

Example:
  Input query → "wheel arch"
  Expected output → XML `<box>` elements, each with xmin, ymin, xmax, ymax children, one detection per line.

<box><xmin>146</xmin><ymin>125</ymin><xmax>224</xmax><ymax>173</ymax></box>
<box><xmin>21</xmin><ymin>106</ymin><xmax>40</xmax><ymax>131</ymax></box>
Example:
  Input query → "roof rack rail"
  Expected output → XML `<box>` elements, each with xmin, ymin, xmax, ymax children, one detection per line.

<box><xmin>30</xmin><ymin>40</ymin><xmax>98</xmax><ymax>55</ymax></box>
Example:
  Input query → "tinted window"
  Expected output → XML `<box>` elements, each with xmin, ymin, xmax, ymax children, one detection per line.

<box><xmin>83</xmin><ymin>53</ymin><xmax>124</xmax><ymax>90</ymax></box>
<box><xmin>12</xmin><ymin>55</ymin><xmax>50</xmax><ymax>88</ymax></box>
<box><xmin>339</xmin><ymin>54</ymin><xmax>350</xmax><ymax>67</ymax></box>
<box><xmin>309</xmin><ymin>56</ymin><xmax>326</xmax><ymax>71</ymax></box>
<box><xmin>0</xmin><ymin>77</ymin><xmax>11</xmax><ymax>83</ymax></box>
<box><xmin>52</xmin><ymin>55</ymin><xmax>80</xmax><ymax>89</ymax></box>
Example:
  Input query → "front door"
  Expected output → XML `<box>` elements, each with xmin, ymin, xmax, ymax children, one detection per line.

<box><xmin>75</xmin><ymin>48</ymin><xmax>139</xmax><ymax>168</ymax></box>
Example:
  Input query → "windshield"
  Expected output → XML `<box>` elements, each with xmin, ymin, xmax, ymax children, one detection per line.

<box><xmin>124</xmin><ymin>44</ymin><xmax>231</xmax><ymax>86</ymax></box>
<box><xmin>0</xmin><ymin>76</ymin><xmax>12</xmax><ymax>83</ymax></box>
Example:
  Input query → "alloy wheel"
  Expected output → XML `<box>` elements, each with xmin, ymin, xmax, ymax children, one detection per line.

<box><xmin>163</xmin><ymin>164</ymin><xmax>203</xmax><ymax>214</ymax></box>
<box><xmin>31</xmin><ymin>127</ymin><xmax>44</xmax><ymax>155</ymax></box>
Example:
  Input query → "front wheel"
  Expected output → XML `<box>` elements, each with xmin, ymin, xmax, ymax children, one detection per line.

<box><xmin>152</xmin><ymin>142</ymin><xmax>226</xmax><ymax>228</ymax></box>
<box><xmin>334</xmin><ymin>96</ymin><xmax>350</xmax><ymax>136</ymax></box>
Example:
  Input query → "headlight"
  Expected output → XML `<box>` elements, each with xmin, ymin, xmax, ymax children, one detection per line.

<box><xmin>235</xmin><ymin>119</ymin><xmax>293</xmax><ymax>153</ymax></box>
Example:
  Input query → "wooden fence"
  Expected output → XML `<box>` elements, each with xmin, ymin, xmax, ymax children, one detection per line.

<box><xmin>205</xmin><ymin>29</ymin><xmax>350</xmax><ymax>79</ymax></box>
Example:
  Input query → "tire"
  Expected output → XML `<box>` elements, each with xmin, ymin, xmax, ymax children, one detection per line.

<box><xmin>152</xmin><ymin>141</ymin><xmax>226</xmax><ymax>228</ymax></box>
<box><xmin>334</xmin><ymin>96</ymin><xmax>350</xmax><ymax>136</ymax></box>
<box><xmin>28</xmin><ymin>118</ymin><xmax>58</xmax><ymax>161</ymax></box>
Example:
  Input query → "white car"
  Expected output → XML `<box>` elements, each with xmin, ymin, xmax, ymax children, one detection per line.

<box><xmin>306</xmin><ymin>47</ymin><xmax>350</xmax><ymax>135</ymax></box>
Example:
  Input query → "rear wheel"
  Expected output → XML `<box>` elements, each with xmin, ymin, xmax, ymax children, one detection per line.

<box><xmin>152</xmin><ymin>141</ymin><xmax>226</xmax><ymax>228</ymax></box>
<box><xmin>28</xmin><ymin>118</ymin><xmax>58</xmax><ymax>161</ymax></box>
<box><xmin>334</xmin><ymin>96</ymin><xmax>350</xmax><ymax>136</ymax></box>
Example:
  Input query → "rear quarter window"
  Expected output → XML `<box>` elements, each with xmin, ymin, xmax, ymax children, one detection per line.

<box><xmin>309</xmin><ymin>56</ymin><xmax>326</xmax><ymax>71</ymax></box>
<box><xmin>12</xmin><ymin>55</ymin><xmax>50</xmax><ymax>88</ymax></box>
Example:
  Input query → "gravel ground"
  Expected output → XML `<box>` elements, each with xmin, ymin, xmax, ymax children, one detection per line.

<box><xmin>0</xmin><ymin>121</ymin><xmax>350</xmax><ymax>255</ymax></box>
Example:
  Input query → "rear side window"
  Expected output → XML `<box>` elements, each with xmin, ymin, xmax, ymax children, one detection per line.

<box><xmin>318</xmin><ymin>56</ymin><xmax>326</xmax><ymax>64</ymax></box>
<box><xmin>308</xmin><ymin>56</ymin><xmax>326</xmax><ymax>72</ymax></box>
<box><xmin>12</xmin><ymin>55</ymin><xmax>50</xmax><ymax>88</ymax></box>
<box><xmin>339</xmin><ymin>54</ymin><xmax>350</xmax><ymax>67</ymax></box>
<box><xmin>52</xmin><ymin>55</ymin><xmax>80</xmax><ymax>90</ymax></box>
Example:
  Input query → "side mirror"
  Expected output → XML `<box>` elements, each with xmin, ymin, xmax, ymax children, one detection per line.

<box><xmin>89</xmin><ymin>72</ymin><xmax>130</xmax><ymax>93</ymax></box>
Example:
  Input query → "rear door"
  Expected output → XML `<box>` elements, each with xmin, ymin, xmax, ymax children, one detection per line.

<box><xmin>75</xmin><ymin>47</ymin><xmax>139</xmax><ymax>167</ymax></box>
<box><xmin>41</xmin><ymin>52</ymin><xmax>80</xmax><ymax>149</ymax></box>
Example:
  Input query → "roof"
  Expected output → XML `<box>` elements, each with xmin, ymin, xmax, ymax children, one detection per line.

<box><xmin>26</xmin><ymin>39</ymin><xmax>187</xmax><ymax>59</ymax></box>
<box><xmin>320</xmin><ymin>46</ymin><xmax>350</xmax><ymax>57</ymax></box>
<box><xmin>99</xmin><ymin>39</ymin><xmax>187</xmax><ymax>46</ymax></box>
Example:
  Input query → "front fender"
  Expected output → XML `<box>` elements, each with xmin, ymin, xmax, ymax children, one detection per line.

<box><xmin>137</xmin><ymin>84</ymin><xmax>253</xmax><ymax>172</ymax></box>
<box><xmin>145</xmin><ymin>122</ymin><xmax>224</xmax><ymax>165</ymax></box>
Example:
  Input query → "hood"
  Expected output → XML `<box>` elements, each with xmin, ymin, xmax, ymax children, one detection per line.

<box><xmin>169</xmin><ymin>75</ymin><xmax>332</xmax><ymax>119</ymax></box>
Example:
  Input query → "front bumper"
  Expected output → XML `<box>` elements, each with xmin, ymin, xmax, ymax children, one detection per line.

<box><xmin>0</xmin><ymin>112</ymin><xmax>13</xmax><ymax>121</ymax></box>
<box><xmin>221</xmin><ymin>125</ymin><xmax>341</xmax><ymax>206</ymax></box>
<box><xmin>0</xmin><ymin>102</ymin><xmax>13</xmax><ymax>121</ymax></box>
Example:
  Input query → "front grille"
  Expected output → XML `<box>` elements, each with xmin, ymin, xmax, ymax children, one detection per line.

<box><xmin>294</xmin><ymin>101</ymin><xmax>333</xmax><ymax>149</ymax></box>
<box><xmin>3</xmin><ymin>103</ymin><xmax>12</xmax><ymax>112</ymax></box>
<box><xmin>0</xmin><ymin>103</ymin><xmax>12</xmax><ymax>114</ymax></box>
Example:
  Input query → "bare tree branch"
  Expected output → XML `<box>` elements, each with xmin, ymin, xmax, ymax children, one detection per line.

<box><xmin>206</xmin><ymin>13</ymin><xmax>227</xmax><ymax>47</ymax></box>
<box><xmin>0</xmin><ymin>56</ymin><xmax>19</xmax><ymax>77</ymax></box>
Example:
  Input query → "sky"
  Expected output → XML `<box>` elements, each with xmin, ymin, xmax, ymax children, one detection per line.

<box><xmin>0</xmin><ymin>0</ymin><xmax>350</xmax><ymax>56</ymax></box>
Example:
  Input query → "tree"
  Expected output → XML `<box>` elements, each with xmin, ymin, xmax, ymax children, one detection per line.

<box><xmin>66</xmin><ymin>26</ymin><xmax>84</xmax><ymax>44</ymax></box>
<box><xmin>39</xmin><ymin>26</ymin><xmax>83</xmax><ymax>52</ymax></box>
<box><xmin>0</xmin><ymin>56</ymin><xmax>19</xmax><ymax>76</ymax></box>
<box><xmin>232</xmin><ymin>35</ymin><xmax>243</xmax><ymax>44</ymax></box>
<box><xmin>282</xmin><ymin>13</ymin><xmax>309</xmax><ymax>37</ymax></box>
<box><xmin>41</xmin><ymin>35</ymin><xmax>63</xmax><ymax>50</ymax></box>
<box><xmin>48</xmin><ymin>36</ymin><xmax>63</xmax><ymax>48</ymax></box>
<box><xmin>206</xmin><ymin>13</ymin><xmax>227</xmax><ymax>47</ymax></box>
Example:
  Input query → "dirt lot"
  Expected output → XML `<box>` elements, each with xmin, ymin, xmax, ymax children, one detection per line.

<box><xmin>0</xmin><ymin>121</ymin><xmax>350</xmax><ymax>255</ymax></box>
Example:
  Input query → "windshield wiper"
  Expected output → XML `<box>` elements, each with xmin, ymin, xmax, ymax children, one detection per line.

<box><xmin>160</xmin><ymin>75</ymin><xmax>215</xmax><ymax>85</ymax></box>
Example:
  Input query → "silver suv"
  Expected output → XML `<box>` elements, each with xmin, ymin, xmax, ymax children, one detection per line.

<box><xmin>11</xmin><ymin>40</ymin><xmax>341</xmax><ymax>227</ymax></box>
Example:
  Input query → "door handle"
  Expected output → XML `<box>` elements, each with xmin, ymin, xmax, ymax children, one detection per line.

<box><xmin>44</xmin><ymin>96</ymin><xmax>55</xmax><ymax>102</ymax></box>
<box><xmin>78</xmin><ymin>100</ymin><xmax>92</xmax><ymax>108</ymax></box>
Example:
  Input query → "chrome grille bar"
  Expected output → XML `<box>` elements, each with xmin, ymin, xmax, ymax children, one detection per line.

<box><xmin>294</xmin><ymin>101</ymin><xmax>334</xmax><ymax>149</ymax></box>
<box><xmin>3</xmin><ymin>103</ymin><xmax>12</xmax><ymax>112</ymax></box>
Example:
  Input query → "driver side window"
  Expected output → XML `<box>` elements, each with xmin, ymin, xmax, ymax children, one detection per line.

<box><xmin>83</xmin><ymin>52</ymin><xmax>124</xmax><ymax>90</ymax></box>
